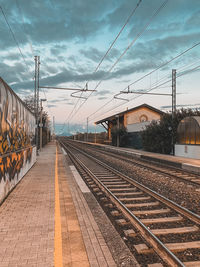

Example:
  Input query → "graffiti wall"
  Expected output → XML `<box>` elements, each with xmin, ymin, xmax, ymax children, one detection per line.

<box><xmin>0</xmin><ymin>77</ymin><xmax>36</xmax><ymax>203</ymax></box>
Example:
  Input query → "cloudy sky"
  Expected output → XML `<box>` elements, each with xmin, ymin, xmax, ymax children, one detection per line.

<box><xmin>0</xmin><ymin>0</ymin><xmax>200</xmax><ymax>133</ymax></box>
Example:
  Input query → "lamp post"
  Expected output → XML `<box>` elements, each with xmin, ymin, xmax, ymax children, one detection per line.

<box><xmin>116</xmin><ymin>115</ymin><xmax>120</xmax><ymax>147</ymax></box>
<box><xmin>94</xmin><ymin>123</ymin><xmax>96</xmax><ymax>144</ymax></box>
<box><xmin>40</xmin><ymin>99</ymin><xmax>46</xmax><ymax>151</ymax></box>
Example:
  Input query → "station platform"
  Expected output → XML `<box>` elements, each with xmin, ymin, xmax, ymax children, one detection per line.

<box><xmin>0</xmin><ymin>141</ymin><xmax>138</xmax><ymax>267</ymax></box>
<box><xmin>76</xmin><ymin>141</ymin><xmax>200</xmax><ymax>174</ymax></box>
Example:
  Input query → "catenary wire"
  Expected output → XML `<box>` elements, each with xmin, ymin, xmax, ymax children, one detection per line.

<box><xmin>89</xmin><ymin>63</ymin><xmax>200</xmax><ymax>123</ymax></box>
<box><xmin>0</xmin><ymin>5</ymin><xmax>30</xmax><ymax>69</ymax></box>
<box><xmin>87</xmin><ymin>41</ymin><xmax>200</xmax><ymax>121</ymax></box>
<box><xmin>61</xmin><ymin>0</ymin><xmax>143</xmax><ymax>133</ymax></box>
<box><xmin>65</xmin><ymin>0</ymin><xmax>169</xmax><ymax>126</ymax></box>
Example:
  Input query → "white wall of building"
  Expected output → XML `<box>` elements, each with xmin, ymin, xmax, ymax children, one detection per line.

<box><xmin>175</xmin><ymin>144</ymin><xmax>200</xmax><ymax>159</ymax></box>
<box><xmin>127</xmin><ymin>121</ymin><xmax>151</xmax><ymax>132</ymax></box>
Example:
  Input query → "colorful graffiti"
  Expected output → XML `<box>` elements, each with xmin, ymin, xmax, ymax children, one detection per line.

<box><xmin>0</xmin><ymin>77</ymin><xmax>35</xmax><ymax>182</ymax></box>
<box><xmin>0</xmin><ymin>147</ymin><xmax>33</xmax><ymax>183</ymax></box>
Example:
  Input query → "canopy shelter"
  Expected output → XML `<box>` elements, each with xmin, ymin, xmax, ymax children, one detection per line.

<box><xmin>177</xmin><ymin>116</ymin><xmax>200</xmax><ymax>145</ymax></box>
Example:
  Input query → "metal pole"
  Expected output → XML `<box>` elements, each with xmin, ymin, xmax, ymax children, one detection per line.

<box><xmin>172</xmin><ymin>69</ymin><xmax>176</xmax><ymax>117</ymax></box>
<box><xmin>35</xmin><ymin>56</ymin><xmax>39</xmax><ymax>155</ymax></box>
<box><xmin>171</xmin><ymin>69</ymin><xmax>176</xmax><ymax>155</ymax></box>
<box><xmin>86</xmin><ymin>117</ymin><xmax>88</xmax><ymax>142</ymax></box>
<box><xmin>40</xmin><ymin>100</ymin><xmax>43</xmax><ymax>151</ymax></box>
<box><xmin>34</xmin><ymin>56</ymin><xmax>37</xmax><ymax>150</ymax></box>
<box><xmin>34</xmin><ymin>56</ymin><xmax>37</xmax><ymax>115</ymax></box>
<box><xmin>94</xmin><ymin>124</ymin><xmax>96</xmax><ymax>144</ymax></box>
<box><xmin>117</xmin><ymin>115</ymin><xmax>119</xmax><ymax>147</ymax></box>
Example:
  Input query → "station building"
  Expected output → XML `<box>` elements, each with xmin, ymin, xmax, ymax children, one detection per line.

<box><xmin>95</xmin><ymin>103</ymin><xmax>164</xmax><ymax>148</ymax></box>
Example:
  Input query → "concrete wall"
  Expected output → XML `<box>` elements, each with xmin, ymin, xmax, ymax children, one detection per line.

<box><xmin>0</xmin><ymin>77</ymin><xmax>36</xmax><ymax>203</ymax></box>
<box><xmin>0</xmin><ymin>146</ymin><xmax>36</xmax><ymax>203</ymax></box>
<box><xmin>175</xmin><ymin>144</ymin><xmax>200</xmax><ymax>159</ymax></box>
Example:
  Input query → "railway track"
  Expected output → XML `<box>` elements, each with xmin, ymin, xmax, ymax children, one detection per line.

<box><xmin>67</xmin><ymin>140</ymin><xmax>200</xmax><ymax>187</ymax></box>
<box><xmin>59</xmin><ymin>139</ymin><xmax>200</xmax><ymax>267</ymax></box>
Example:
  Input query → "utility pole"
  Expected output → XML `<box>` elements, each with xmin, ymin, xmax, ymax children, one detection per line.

<box><xmin>34</xmin><ymin>55</ymin><xmax>40</xmax><ymax>155</ymax></box>
<box><xmin>39</xmin><ymin>99</ymin><xmax>46</xmax><ymax>151</ymax></box>
<box><xmin>40</xmin><ymin>100</ymin><xmax>43</xmax><ymax>151</ymax></box>
<box><xmin>116</xmin><ymin>115</ymin><xmax>120</xmax><ymax>147</ymax></box>
<box><xmin>86</xmin><ymin>117</ymin><xmax>88</xmax><ymax>142</ymax></box>
<box><xmin>53</xmin><ymin>116</ymin><xmax>55</xmax><ymax>139</ymax></box>
<box><xmin>172</xmin><ymin>69</ymin><xmax>176</xmax><ymax>118</ymax></box>
<box><xmin>94</xmin><ymin>123</ymin><xmax>96</xmax><ymax>144</ymax></box>
<box><xmin>34</xmin><ymin>56</ymin><xmax>37</xmax><ymax>114</ymax></box>
<box><xmin>171</xmin><ymin>69</ymin><xmax>176</xmax><ymax>155</ymax></box>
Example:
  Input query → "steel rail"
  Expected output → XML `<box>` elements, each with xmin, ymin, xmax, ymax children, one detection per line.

<box><xmin>88</xmin><ymin>146</ymin><xmax>200</xmax><ymax>187</ymax></box>
<box><xmin>60</xmin><ymin>140</ymin><xmax>193</xmax><ymax>266</ymax></box>
<box><xmin>65</xmin><ymin>140</ymin><xmax>200</xmax><ymax>224</ymax></box>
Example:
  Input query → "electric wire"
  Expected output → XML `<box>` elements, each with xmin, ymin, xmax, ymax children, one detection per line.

<box><xmin>89</xmin><ymin>63</ymin><xmax>200</xmax><ymax>123</ymax></box>
<box><xmin>65</xmin><ymin>0</ymin><xmax>169</xmax><ymax>127</ymax></box>
<box><xmin>87</xmin><ymin>41</ymin><xmax>200</xmax><ymax>121</ymax></box>
<box><xmin>0</xmin><ymin>5</ymin><xmax>30</xmax><ymax>69</ymax></box>
<box><xmin>94</xmin><ymin>0</ymin><xmax>169</xmax><ymax>91</ymax></box>
<box><xmin>94</xmin><ymin>0</ymin><xmax>142</xmax><ymax>73</ymax></box>
<box><xmin>61</xmin><ymin>0</ymin><xmax>143</xmax><ymax>133</ymax></box>
<box><xmin>15</xmin><ymin>0</ymin><xmax>34</xmax><ymax>57</ymax></box>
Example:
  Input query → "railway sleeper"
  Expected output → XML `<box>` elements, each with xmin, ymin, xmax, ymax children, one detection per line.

<box><xmin>119</xmin><ymin>196</ymin><xmax>151</xmax><ymax>202</ymax></box>
<box><xmin>165</xmin><ymin>240</ymin><xmax>200</xmax><ymax>252</ymax></box>
<box><xmin>141</xmin><ymin>215</ymin><xmax>183</xmax><ymax>225</ymax></box>
<box><xmin>132</xmin><ymin>208</ymin><xmax>171</xmax><ymax>216</ymax></box>
<box><xmin>116</xmin><ymin>218</ymin><xmax>130</xmax><ymax>226</ymax></box>
<box><xmin>124</xmin><ymin>228</ymin><xmax>137</xmax><ymax>238</ymax></box>
<box><xmin>151</xmin><ymin>225</ymin><xmax>199</xmax><ymax>235</ymax></box>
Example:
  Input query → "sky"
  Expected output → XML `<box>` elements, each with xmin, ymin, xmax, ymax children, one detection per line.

<box><xmin>0</xmin><ymin>0</ymin><xmax>200</xmax><ymax>134</ymax></box>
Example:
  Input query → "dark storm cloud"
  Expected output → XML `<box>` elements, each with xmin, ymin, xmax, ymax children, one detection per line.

<box><xmin>80</xmin><ymin>48</ymin><xmax>104</xmax><ymax>62</ymax></box>
<box><xmin>80</xmin><ymin>47</ymin><xmax>120</xmax><ymax>63</ymax></box>
<box><xmin>125</xmin><ymin>32</ymin><xmax>200</xmax><ymax>62</ymax></box>
<box><xmin>12</xmin><ymin>59</ymin><xmax>158</xmax><ymax>92</ymax></box>
<box><xmin>185</xmin><ymin>10</ymin><xmax>200</xmax><ymax>29</ymax></box>
<box><xmin>0</xmin><ymin>61</ymin><xmax>29</xmax><ymax>85</ymax></box>
<box><xmin>50</xmin><ymin>44</ymin><xmax>67</xmax><ymax>56</ymax></box>
<box><xmin>1</xmin><ymin>0</ymin><xmax>200</xmax><ymax>97</ymax></box>
<box><xmin>44</xmin><ymin>65</ymin><xmax>58</xmax><ymax>74</ymax></box>
<box><xmin>0</xmin><ymin>0</ymin><xmax>117</xmax><ymax>48</ymax></box>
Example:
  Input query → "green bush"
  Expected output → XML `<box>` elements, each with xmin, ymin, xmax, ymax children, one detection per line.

<box><xmin>141</xmin><ymin>108</ymin><xmax>200</xmax><ymax>154</ymax></box>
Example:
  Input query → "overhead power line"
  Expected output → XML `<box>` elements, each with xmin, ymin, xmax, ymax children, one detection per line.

<box><xmin>94</xmin><ymin>0</ymin><xmax>142</xmax><ymax>73</ymax></box>
<box><xmin>0</xmin><ymin>5</ymin><xmax>30</xmax><ymax>69</ymax></box>
<box><xmin>61</xmin><ymin>0</ymin><xmax>143</xmax><ymax>132</ymax></box>
<box><xmin>88</xmin><ymin>41</ymin><xmax>200</xmax><ymax>121</ymax></box>
<box><xmin>93</xmin><ymin>0</ymin><xmax>169</xmax><ymax>92</ymax></box>
<box><xmin>89</xmin><ymin>63</ymin><xmax>200</xmax><ymax>123</ymax></box>
<box><xmin>66</xmin><ymin>0</ymin><xmax>169</xmax><ymax>124</ymax></box>
<box><xmin>15</xmin><ymin>0</ymin><xmax>34</xmax><ymax>57</ymax></box>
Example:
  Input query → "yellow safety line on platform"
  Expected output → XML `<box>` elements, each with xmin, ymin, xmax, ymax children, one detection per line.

<box><xmin>54</xmin><ymin>146</ymin><xmax>63</xmax><ymax>267</ymax></box>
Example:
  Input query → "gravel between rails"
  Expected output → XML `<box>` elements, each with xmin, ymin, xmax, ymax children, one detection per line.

<box><xmin>75</xmin><ymin>143</ymin><xmax>200</xmax><ymax>215</ymax></box>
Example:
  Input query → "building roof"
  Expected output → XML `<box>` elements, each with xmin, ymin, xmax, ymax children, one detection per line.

<box><xmin>95</xmin><ymin>103</ymin><xmax>165</xmax><ymax>124</ymax></box>
<box><xmin>180</xmin><ymin>116</ymin><xmax>200</xmax><ymax>127</ymax></box>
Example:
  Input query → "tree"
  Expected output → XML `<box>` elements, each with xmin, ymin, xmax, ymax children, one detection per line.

<box><xmin>141</xmin><ymin>108</ymin><xmax>200</xmax><ymax>154</ymax></box>
<box><xmin>111</xmin><ymin>125</ymin><xmax>128</xmax><ymax>146</ymax></box>
<box><xmin>23</xmin><ymin>95</ymin><xmax>49</xmax><ymax>126</ymax></box>
<box><xmin>23</xmin><ymin>96</ymin><xmax>51</xmax><ymax>147</ymax></box>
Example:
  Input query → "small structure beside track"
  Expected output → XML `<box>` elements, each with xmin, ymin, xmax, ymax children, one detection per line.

<box><xmin>175</xmin><ymin>116</ymin><xmax>200</xmax><ymax>159</ymax></box>
<box><xmin>95</xmin><ymin>103</ymin><xmax>164</xmax><ymax>148</ymax></box>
